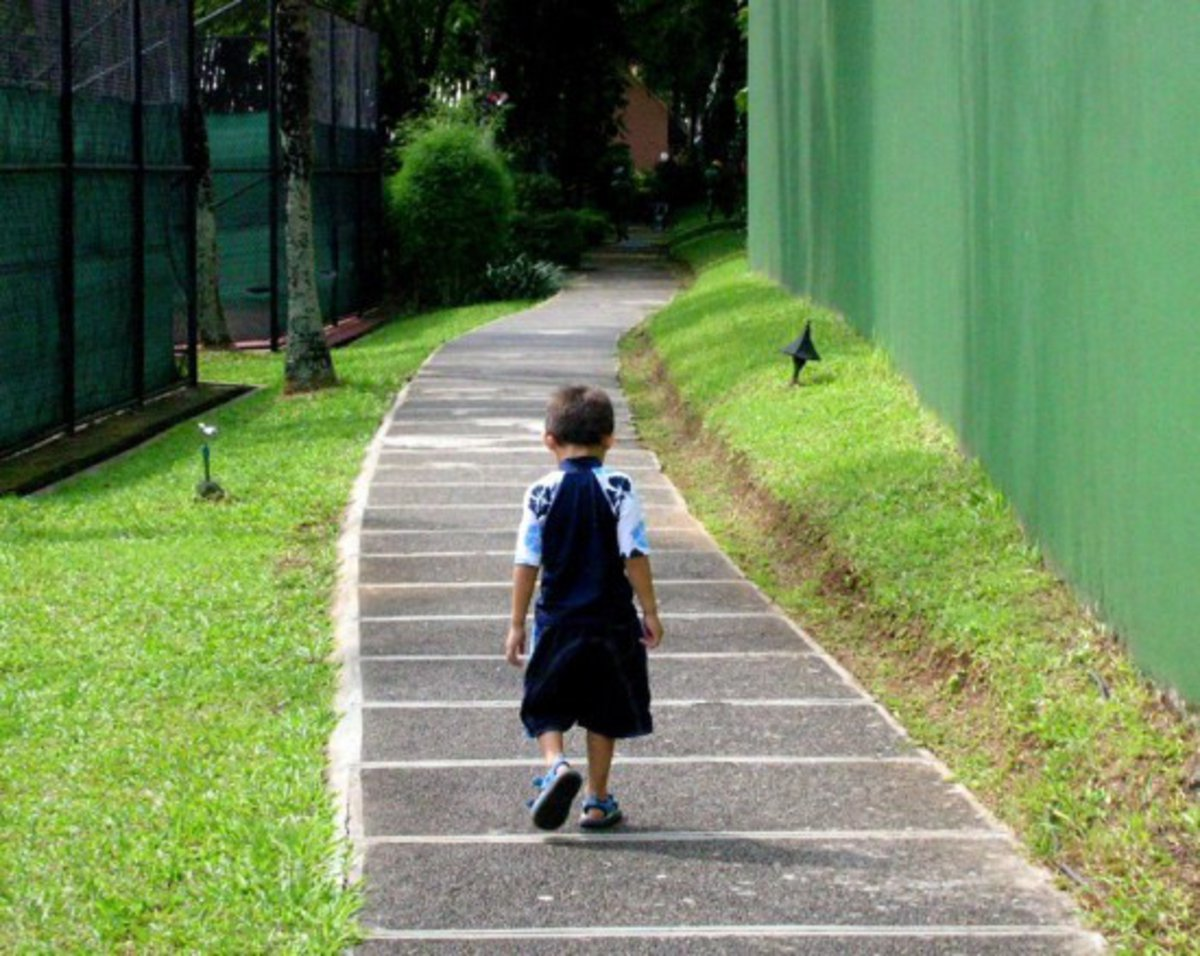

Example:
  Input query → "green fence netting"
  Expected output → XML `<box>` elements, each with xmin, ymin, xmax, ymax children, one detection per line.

<box><xmin>198</xmin><ymin>5</ymin><xmax>381</xmax><ymax>346</ymax></box>
<box><xmin>0</xmin><ymin>0</ymin><xmax>191</xmax><ymax>454</ymax></box>
<box><xmin>749</xmin><ymin>0</ymin><xmax>1200</xmax><ymax>701</ymax></box>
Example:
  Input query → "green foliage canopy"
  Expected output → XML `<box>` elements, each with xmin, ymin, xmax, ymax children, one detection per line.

<box><xmin>194</xmin><ymin>0</ymin><xmax>482</xmax><ymax>127</ymax></box>
<box><xmin>482</xmin><ymin>0</ymin><xmax>627</xmax><ymax>200</ymax></box>
<box><xmin>360</xmin><ymin>0</ymin><xmax>484</xmax><ymax>127</ymax></box>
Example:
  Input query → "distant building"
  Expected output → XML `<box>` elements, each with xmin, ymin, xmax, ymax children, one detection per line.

<box><xmin>615</xmin><ymin>73</ymin><xmax>669</xmax><ymax>172</ymax></box>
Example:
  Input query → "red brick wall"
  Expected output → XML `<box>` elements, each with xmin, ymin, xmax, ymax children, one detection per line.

<box><xmin>615</xmin><ymin>80</ymin><xmax>669</xmax><ymax>172</ymax></box>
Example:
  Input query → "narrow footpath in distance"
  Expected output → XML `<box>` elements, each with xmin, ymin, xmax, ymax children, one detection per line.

<box><xmin>333</xmin><ymin>245</ymin><xmax>1106</xmax><ymax>954</ymax></box>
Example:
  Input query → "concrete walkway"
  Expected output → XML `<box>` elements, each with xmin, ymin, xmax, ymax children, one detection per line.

<box><xmin>337</xmin><ymin>252</ymin><xmax>1104</xmax><ymax>953</ymax></box>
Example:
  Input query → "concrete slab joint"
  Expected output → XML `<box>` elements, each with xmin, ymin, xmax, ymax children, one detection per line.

<box><xmin>332</xmin><ymin>255</ymin><xmax>1106</xmax><ymax>952</ymax></box>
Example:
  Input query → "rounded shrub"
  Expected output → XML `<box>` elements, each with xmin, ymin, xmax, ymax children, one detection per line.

<box><xmin>576</xmin><ymin>208</ymin><xmax>611</xmax><ymax>246</ymax></box>
<box><xmin>511</xmin><ymin>209</ymin><xmax>587</xmax><ymax>269</ymax></box>
<box><xmin>386</xmin><ymin>124</ymin><xmax>515</xmax><ymax>305</ymax></box>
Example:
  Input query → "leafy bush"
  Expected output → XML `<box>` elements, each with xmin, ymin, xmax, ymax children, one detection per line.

<box><xmin>482</xmin><ymin>254</ymin><xmax>565</xmax><ymax>300</ymax></box>
<box><xmin>510</xmin><ymin>172</ymin><xmax>608</xmax><ymax>259</ymax></box>
<box><xmin>511</xmin><ymin>209</ymin><xmax>588</xmax><ymax>268</ymax></box>
<box><xmin>514</xmin><ymin>172</ymin><xmax>564</xmax><ymax>213</ymax></box>
<box><xmin>577</xmin><ymin>207</ymin><xmax>611</xmax><ymax>246</ymax></box>
<box><xmin>386</xmin><ymin>123</ymin><xmax>515</xmax><ymax>305</ymax></box>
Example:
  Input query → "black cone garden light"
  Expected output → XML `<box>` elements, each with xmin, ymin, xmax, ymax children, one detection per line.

<box><xmin>781</xmin><ymin>321</ymin><xmax>821</xmax><ymax>385</ymax></box>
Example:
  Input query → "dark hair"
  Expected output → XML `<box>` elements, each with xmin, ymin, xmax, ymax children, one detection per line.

<box><xmin>545</xmin><ymin>385</ymin><xmax>615</xmax><ymax>446</ymax></box>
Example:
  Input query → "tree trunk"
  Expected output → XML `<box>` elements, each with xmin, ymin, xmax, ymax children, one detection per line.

<box><xmin>277</xmin><ymin>0</ymin><xmax>337</xmax><ymax>392</ymax></box>
<box><xmin>419</xmin><ymin>0</ymin><xmax>455</xmax><ymax>80</ymax></box>
<box><xmin>193</xmin><ymin>104</ymin><xmax>232</xmax><ymax>348</ymax></box>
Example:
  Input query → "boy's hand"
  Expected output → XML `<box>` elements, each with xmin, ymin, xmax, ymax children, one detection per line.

<box><xmin>507</xmin><ymin>565</ymin><xmax>537</xmax><ymax>667</ymax></box>
<box><xmin>504</xmin><ymin>623</ymin><xmax>527</xmax><ymax>667</ymax></box>
<box><xmin>641</xmin><ymin>611</ymin><xmax>664</xmax><ymax>650</ymax></box>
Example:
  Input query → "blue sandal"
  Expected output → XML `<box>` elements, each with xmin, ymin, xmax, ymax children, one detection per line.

<box><xmin>579</xmin><ymin>793</ymin><xmax>623</xmax><ymax>830</ymax></box>
<box><xmin>527</xmin><ymin>757</ymin><xmax>582</xmax><ymax>831</ymax></box>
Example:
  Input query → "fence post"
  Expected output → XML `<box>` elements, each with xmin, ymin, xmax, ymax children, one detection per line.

<box><xmin>131</xmin><ymin>0</ymin><xmax>146</xmax><ymax>405</ymax></box>
<box><xmin>353</xmin><ymin>23</ymin><xmax>364</xmax><ymax>315</ymax></box>
<box><xmin>186</xmin><ymin>0</ymin><xmax>199</xmax><ymax>386</ymax></box>
<box><xmin>328</xmin><ymin>13</ymin><xmax>339</xmax><ymax>326</ymax></box>
<box><xmin>59</xmin><ymin>0</ymin><xmax>77</xmax><ymax>434</ymax></box>
<box><xmin>267</xmin><ymin>0</ymin><xmax>281</xmax><ymax>351</ymax></box>
<box><xmin>373</xmin><ymin>31</ymin><xmax>382</xmax><ymax>302</ymax></box>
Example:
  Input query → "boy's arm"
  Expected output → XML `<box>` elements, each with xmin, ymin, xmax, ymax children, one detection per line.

<box><xmin>625</xmin><ymin>555</ymin><xmax>663</xmax><ymax>648</ymax></box>
<box><xmin>505</xmin><ymin>564</ymin><xmax>539</xmax><ymax>666</ymax></box>
<box><xmin>509</xmin><ymin>477</ymin><xmax>549</xmax><ymax>667</ymax></box>
<box><xmin>613</xmin><ymin>473</ymin><xmax>662</xmax><ymax>648</ymax></box>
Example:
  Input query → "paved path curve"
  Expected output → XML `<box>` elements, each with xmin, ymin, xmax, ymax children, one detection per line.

<box><xmin>335</xmin><ymin>252</ymin><xmax>1105</xmax><ymax>954</ymax></box>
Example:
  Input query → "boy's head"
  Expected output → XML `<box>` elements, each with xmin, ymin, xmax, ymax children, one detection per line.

<box><xmin>544</xmin><ymin>385</ymin><xmax>615</xmax><ymax>450</ymax></box>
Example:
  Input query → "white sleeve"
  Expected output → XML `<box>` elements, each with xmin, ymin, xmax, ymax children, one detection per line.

<box><xmin>616</xmin><ymin>479</ymin><xmax>651</xmax><ymax>559</ymax></box>
<box><xmin>514</xmin><ymin>509</ymin><xmax>541</xmax><ymax>567</ymax></box>
<box><xmin>514</xmin><ymin>477</ymin><xmax>556</xmax><ymax>566</ymax></box>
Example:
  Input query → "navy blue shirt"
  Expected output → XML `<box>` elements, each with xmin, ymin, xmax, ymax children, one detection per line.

<box><xmin>515</xmin><ymin>456</ymin><xmax>650</xmax><ymax>632</ymax></box>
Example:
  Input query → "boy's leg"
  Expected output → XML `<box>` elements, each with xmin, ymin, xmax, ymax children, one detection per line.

<box><xmin>584</xmin><ymin>731</ymin><xmax>617</xmax><ymax>819</ymax></box>
<box><xmin>530</xmin><ymin>729</ymin><xmax>582</xmax><ymax>830</ymax></box>
<box><xmin>537</xmin><ymin>731</ymin><xmax>568</xmax><ymax>772</ymax></box>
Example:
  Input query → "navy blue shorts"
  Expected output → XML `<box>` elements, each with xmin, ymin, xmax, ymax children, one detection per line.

<box><xmin>521</xmin><ymin>618</ymin><xmax>653</xmax><ymax>740</ymax></box>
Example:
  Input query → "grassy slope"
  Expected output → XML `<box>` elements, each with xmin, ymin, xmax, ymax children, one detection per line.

<box><xmin>0</xmin><ymin>301</ymin><xmax>529</xmax><ymax>952</ymax></box>
<box><xmin>621</xmin><ymin>227</ymin><xmax>1199</xmax><ymax>952</ymax></box>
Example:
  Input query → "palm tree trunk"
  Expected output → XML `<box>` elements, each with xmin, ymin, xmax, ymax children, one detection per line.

<box><xmin>192</xmin><ymin>104</ymin><xmax>232</xmax><ymax>348</ymax></box>
<box><xmin>278</xmin><ymin>0</ymin><xmax>337</xmax><ymax>391</ymax></box>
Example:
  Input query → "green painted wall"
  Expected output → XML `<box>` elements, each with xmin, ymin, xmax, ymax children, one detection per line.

<box><xmin>749</xmin><ymin>0</ymin><xmax>1200</xmax><ymax>702</ymax></box>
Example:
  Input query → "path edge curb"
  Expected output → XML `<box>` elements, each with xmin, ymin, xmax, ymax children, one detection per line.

<box><xmin>327</xmin><ymin>292</ymin><xmax>571</xmax><ymax>889</ymax></box>
<box><xmin>328</xmin><ymin>370</ymin><xmax>419</xmax><ymax>888</ymax></box>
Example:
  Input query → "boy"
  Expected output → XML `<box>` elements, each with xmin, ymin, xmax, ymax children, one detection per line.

<box><xmin>505</xmin><ymin>385</ymin><xmax>663</xmax><ymax>831</ymax></box>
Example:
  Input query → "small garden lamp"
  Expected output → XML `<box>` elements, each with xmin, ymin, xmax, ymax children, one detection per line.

<box><xmin>781</xmin><ymin>321</ymin><xmax>821</xmax><ymax>385</ymax></box>
<box><xmin>196</xmin><ymin>422</ymin><xmax>225</xmax><ymax>500</ymax></box>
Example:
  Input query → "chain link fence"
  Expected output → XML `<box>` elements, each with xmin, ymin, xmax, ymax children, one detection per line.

<box><xmin>0</xmin><ymin>0</ymin><xmax>195</xmax><ymax>455</ymax></box>
<box><xmin>198</xmin><ymin>0</ymin><xmax>381</xmax><ymax>348</ymax></box>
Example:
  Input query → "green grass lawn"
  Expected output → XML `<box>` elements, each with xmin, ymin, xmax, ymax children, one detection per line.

<box><xmin>664</xmin><ymin>203</ymin><xmax>744</xmax><ymax>249</ymax></box>
<box><xmin>622</xmin><ymin>224</ymin><xmax>1200</xmax><ymax>952</ymax></box>
<box><xmin>0</xmin><ymin>300</ymin><xmax>529</xmax><ymax>952</ymax></box>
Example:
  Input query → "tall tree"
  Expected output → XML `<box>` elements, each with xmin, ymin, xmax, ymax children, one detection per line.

<box><xmin>481</xmin><ymin>0</ymin><xmax>627</xmax><ymax>200</ymax></box>
<box><xmin>358</xmin><ymin>0</ymin><xmax>483</xmax><ymax>127</ymax></box>
<box><xmin>621</xmin><ymin>0</ymin><xmax>745</xmax><ymax>161</ymax></box>
<box><xmin>277</xmin><ymin>0</ymin><xmax>337</xmax><ymax>390</ymax></box>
